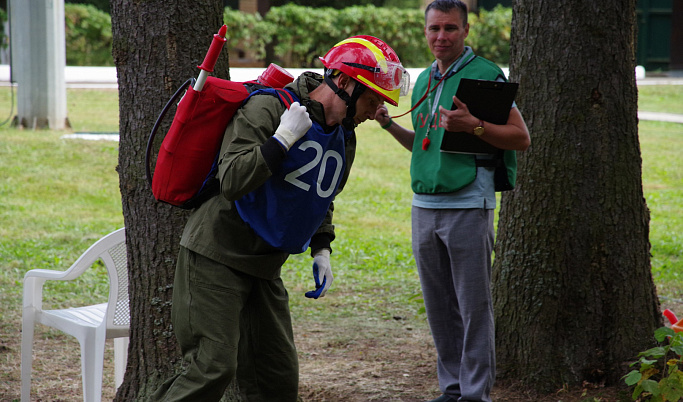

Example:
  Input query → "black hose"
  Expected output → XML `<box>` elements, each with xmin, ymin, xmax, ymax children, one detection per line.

<box><xmin>145</xmin><ymin>77</ymin><xmax>195</xmax><ymax>189</ymax></box>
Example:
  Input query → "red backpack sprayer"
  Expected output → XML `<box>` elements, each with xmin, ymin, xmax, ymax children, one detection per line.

<box><xmin>145</xmin><ymin>25</ymin><xmax>295</xmax><ymax>209</ymax></box>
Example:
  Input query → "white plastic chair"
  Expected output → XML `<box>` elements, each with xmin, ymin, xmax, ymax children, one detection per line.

<box><xmin>21</xmin><ymin>228</ymin><xmax>130</xmax><ymax>402</ymax></box>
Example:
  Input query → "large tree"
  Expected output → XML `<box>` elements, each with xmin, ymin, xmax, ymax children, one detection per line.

<box><xmin>109</xmin><ymin>1</ymin><xmax>235</xmax><ymax>399</ymax></box>
<box><xmin>492</xmin><ymin>0</ymin><xmax>661</xmax><ymax>392</ymax></box>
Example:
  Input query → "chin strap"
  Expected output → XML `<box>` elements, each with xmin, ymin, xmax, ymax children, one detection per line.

<box><xmin>324</xmin><ymin>71</ymin><xmax>366</xmax><ymax>130</ymax></box>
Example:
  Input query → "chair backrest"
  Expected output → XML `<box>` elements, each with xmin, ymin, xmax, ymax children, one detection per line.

<box><xmin>98</xmin><ymin>228</ymin><xmax>130</xmax><ymax>338</ymax></box>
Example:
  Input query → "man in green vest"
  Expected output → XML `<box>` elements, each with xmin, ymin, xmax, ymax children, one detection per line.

<box><xmin>375</xmin><ymin>1</ymin><xmax>530</xmax><ymax>401</ymax></box>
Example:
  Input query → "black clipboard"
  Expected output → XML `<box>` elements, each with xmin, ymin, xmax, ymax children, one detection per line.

<box><xmin>440</xmin><ymin>78</ymin><xmax>519</xmax><ymax>155</ymax></box>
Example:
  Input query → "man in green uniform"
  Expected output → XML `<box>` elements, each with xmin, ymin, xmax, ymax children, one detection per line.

<box><xmin>152</xmin><ymin>36</ymin><xmax>409</xmax><ymax>401</ymax></box>
<box><xmin>375</xmin><ymin>1</ymin><xmax>530</xmax><ymax>401</ymax></box>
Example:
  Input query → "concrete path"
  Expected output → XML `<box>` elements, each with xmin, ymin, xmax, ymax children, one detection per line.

<box><xmin>639</xmin><ymin>111</ymin><xmax>683</xmax><ymax>124</ymax></box>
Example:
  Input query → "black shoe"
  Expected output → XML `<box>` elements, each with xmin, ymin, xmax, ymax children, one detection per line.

<box><xmin>427</xmin><ymin>395</ymin><xmax>457</xmax><ymax>402</ymax></box>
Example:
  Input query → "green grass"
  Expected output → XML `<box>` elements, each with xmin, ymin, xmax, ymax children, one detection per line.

<box><xmin>640</xmin><ymin>119</ymin><xmax>683</xmax><ymax>292</ymax></box>
<box><xmin>631</xmin><ymin>85</ymin><xmax>683</xmax><ymax>295</ymax></box>
<box><xmin>0</xmin><ymin>84</ymin><xmax>681</xmax><ymax>320</ymax></box>
<box><xmin>0</xmin><ymin>87</ymin><xmax>123</xmax><ymax>311</ymax></box>
<box><xmin>638</xmin><ymin>85</ymin><xmax>683</xmax><ymax>114</ymax></box>
<box><xmin>66</xmin><ymin>88</ymin><xmax>120</xmax><ymax>132</ymax></box>
<box><xmin>283</xmin><ymin>109</ymin><xmax>420</xmax><ymax>316</ymax></box>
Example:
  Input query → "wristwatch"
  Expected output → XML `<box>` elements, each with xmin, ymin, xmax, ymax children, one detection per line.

<box><xmin>473</xmin><ymin>120</ymin><xmax>485</xmax><ymax>136</ymax></box>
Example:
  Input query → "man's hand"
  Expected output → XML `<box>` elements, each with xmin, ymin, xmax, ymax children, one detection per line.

<box><xmin>305</xmin><ymin>248</ymin><xmax>333</xmax><ymax>299</ymax></box>
<box><xmin>438</xmin><ymin>96</ymin><xmax>478</xmax><ymax>133</ymax></box>
<box><xmin>375</xmin><ymin>105</ymin><xmax>392</xmax><ymax>128</ymax></box>
<box><xmin>274</xmin><ymin>102</ymin><xmax>312</xmax><ymax>150</ymax></box>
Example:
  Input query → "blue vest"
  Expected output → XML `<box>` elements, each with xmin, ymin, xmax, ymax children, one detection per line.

<box><xmin>235</xmin><ymin>89</ymin><xmax>351</xmax><ymax>254</ymax></box>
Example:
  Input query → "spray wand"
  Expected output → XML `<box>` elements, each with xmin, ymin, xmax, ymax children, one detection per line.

<box><xmin>194</xmin><ymin>25</ymin><xmax>228</xmax><ymax>92</ymax></box>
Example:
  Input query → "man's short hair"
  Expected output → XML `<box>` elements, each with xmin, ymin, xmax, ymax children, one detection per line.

<box><xmin>425</xmin><ymin>0</ymin><xmax>468</xmax><ymax>25</ymax></box>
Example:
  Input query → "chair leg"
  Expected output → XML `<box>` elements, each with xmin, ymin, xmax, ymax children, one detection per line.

<box><xmin>114</xmin><ymin>337</ymin><xmax>129</xmax><ymax>389</ymax></box>
<box><xmin>20</xmin><ymin>309</ymin><xmax>36</xmax><ymax>402</ymax></box>
<box><xmin>80</xmin><ymin>327</ymin><xmax>106</xmax><ymax>402</ymax></box>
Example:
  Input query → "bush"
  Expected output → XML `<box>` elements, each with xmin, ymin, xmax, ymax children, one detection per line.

<box><xmin>0</xmin><ymin>8</ymin><xmax>8</xmax><ymax>52</ymax></box>
<box><xmin>468</xmin><ymin>5</ymin><xmax>511</xmax><ymax>66</ymax></box>
<box><xmin>332</xmin><ymin>5</ymin><xmax>432</xmax><ymax>67</ymax></box>
<box><xmin>229</xmin><ymin>4</ymin><xmax>510</xmax><ymax>68</ymax></box>
<box><xmin>265</xmin><ymin>4</ymin><xmax>339</xmax><ymax>67</ymax></box>
<box><xmin>63</xmin><ymin>4</ymin><xmax>512</xmax><ymax>68</ymax></box>
<box><xmin>224</xmin><ymin>8</ymin><xmax>276</xmax><ymax>62</ymax></box>
<box><xmin>65</xmin><ymin>4</ymin><xmax>113</xmax><ymax>66</ymax></box>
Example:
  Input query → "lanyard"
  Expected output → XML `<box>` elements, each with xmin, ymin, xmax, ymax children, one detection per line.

<box><xmin>422</xmin><ymin>58</ymin><xmax>460</xmax><ymax>150</ymax></box>
<box><xmin>392</xmin><ymin>50</ymin><xmax>467</xmax><ymax>120</ymax></box>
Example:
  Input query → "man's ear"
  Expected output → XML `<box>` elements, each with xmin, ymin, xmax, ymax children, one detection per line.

<box><xmin>336</xmin><ymin>72</ymin><xmax>351</xmax><ymax>91</ymax></box>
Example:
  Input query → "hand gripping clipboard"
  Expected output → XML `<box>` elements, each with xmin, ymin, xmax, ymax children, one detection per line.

<box><xmin>440</xmin><ymin>78</ymin><xmax>519</xmax><ymax>155</ymax></box>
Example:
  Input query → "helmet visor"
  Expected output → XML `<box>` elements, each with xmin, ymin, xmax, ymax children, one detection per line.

<box><xmin>376</xmin><ymin>61</ymin><xmax>410</xmax><ymax>97</ymax></box>
<box><xmin>345</xmin><ymin>61</ymin><xmax>410</xmax><ymax>97</ymax></box>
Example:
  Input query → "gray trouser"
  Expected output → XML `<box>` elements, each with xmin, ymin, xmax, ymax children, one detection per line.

<box><xmin>151</xmin><ymin>247</ymin><xmax>298</xmax><ymax>402</ymax></box>
<box><xmin>412</xmin><ymin>207</ymin><xmax>495</xmax><ymax>402</ymax></box>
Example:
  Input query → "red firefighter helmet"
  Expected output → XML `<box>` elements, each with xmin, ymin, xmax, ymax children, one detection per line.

<box><xmin>319</xmin><ymin>35</ymin><xmax>409</xmax><ymax>106</ymax></box>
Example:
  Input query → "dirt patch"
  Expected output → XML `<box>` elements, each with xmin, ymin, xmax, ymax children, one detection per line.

<box><xmin>6</xmin><ymin>300</ymin><xmax>678</xmax><ymax>401</ymax></box>
<box><xmin>0</xmin><ymin>325</ymin><xmax>118</xmax><ymax>401</ymax></box>
<box><xmin>296</xmin><ymin>317</ymin><xmax>440</xmax><ymax>401</ymax></box>
<box><xmin>293</xmin><ymin>316</ymin><xmax>628</xmax><ymax>402</ymax></box>
<box><xmin>0</xmin><ymin>321</ymin><xmax>627</xmax><ymax>402</ymax></box>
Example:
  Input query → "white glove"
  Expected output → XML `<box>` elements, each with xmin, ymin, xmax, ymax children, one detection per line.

<box><xmin>305</xmin><ymin>248</ymin><xmax>333</xmax><ymax>299</ymax></box>
<box><xmin>273</xmin><ymin>102</ymin><xmax>312</xmax><ymax>150</ymax></box>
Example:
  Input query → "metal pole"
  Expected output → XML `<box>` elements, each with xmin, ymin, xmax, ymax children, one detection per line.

<box><xmin>10</xmin><ymin>0</ymin><xmax>68</xmax><ymax>129</ymax></box>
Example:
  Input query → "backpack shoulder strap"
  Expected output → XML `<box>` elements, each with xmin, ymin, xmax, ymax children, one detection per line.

<box><xmin>274</xmin><ymin>88</ymin><xmax>296</xmax><ymax>109</ymax></box>
<box><xmin>244</xmin><ymin>87</ymin><xmax>300</xmax><ymax>113</ymax></box>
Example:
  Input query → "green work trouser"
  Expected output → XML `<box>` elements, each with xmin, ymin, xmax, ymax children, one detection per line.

<box><xmin>151</xmin><ymin>247</ymin><xmax>299</xmax><ymax>401</ymax></box>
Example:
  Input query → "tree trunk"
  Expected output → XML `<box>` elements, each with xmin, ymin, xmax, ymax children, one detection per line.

<box><xmin>492</xmin><ymin>0</ymin><xmax>661</xmax><ymax>392</ymax></box>
<box><xmin>109</xmin><ymin>1</ymin><xmax>237</xmax><ymax>400</ymax></box>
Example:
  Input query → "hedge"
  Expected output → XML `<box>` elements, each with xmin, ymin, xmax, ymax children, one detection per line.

<box><xmin>65</xmin><ymin>4</ymin><xmax>113</xmax><ymax>66</ymax></box>
<box><xmin>62</xmin><ymin>4</ymin><xmax>512</xmax><ymax>68</ymax></box>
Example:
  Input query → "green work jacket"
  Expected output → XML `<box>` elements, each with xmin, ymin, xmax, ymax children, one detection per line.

<box><xmin>180</xmin><ymin>72</ymin><xmax>357</xmax><ymax>279</ymax></box>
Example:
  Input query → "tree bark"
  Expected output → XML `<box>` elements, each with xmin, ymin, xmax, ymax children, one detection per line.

<box><xmin>110</xmin><ymin>1</ymin><xmax>234</xmax><ymax>400</ymax></box>
<box><xmin>492</xmin><ymin>0</ymin><xmax>661</xmax><ymax>391</ymax></box>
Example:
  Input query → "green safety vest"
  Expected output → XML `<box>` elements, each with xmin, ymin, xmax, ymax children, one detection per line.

<box><xmin>410</xmin><ymin>55</ymin><xmax>517</xmax><ymax>194</ymax></box>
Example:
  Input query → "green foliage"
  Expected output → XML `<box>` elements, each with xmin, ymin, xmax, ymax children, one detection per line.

<box><xmin>468</xmin><ymin>5</ymin><xmax>511</xmax><ymax>66</ymax></box>
<box><xmin>271</xmin><ymin>0</ymin><xmax>384</xmax><ymax>8</ymax></box>
<box><xmin>224</xmin><ymin>8</ymin><xmax>275</xmax><ymax>62</ymax></box>
<box><xmin>624</xmin><ymin>327</ymin><xmax>683</xmax><ymax>401</ymax></box>
<box><xmin>64</xmin><ymin>4</ymin><xmax>113</xmax><ymax>66</ymax></box>
<box><xmin>383</xmin><ymin>0</ymin><xmax>422</xmax><ymax>8</ymax></box>
<box><xmin>261</xmin><ymin>4</ymin><xmax>508</xmax><ymax>68</ymax></box>
<box><xmin>65</xmin><ymin>0</ymin><xmax>110</xmax><ymax>14</ymax></box>
<box><xmin>268</xmin><ymin>0</ymin><xmax>422</xmax><ymax>8</ymax></box>
<box><xmin>333</xmin><ymin>5</ymin><xmax>432</xmax><ymax>67</ymax></box>
<box><xmin>0</xmin><ymin>8</ymin><xmax>8</xmax><ymax>51</ymax></box>
<box><xmin>226</xmin><ymin>4</ymin><xmax>510</xmax><ymax>68</ymax></box>
<box><xmin>260</xmin><ymin>4</ymin><xmax>338</xmax><ymax>67</ymax></box>
<box><xmin>63</xmin><ymin>4</ymin><xmax>512</xmax><ymax>68</ymax></box>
